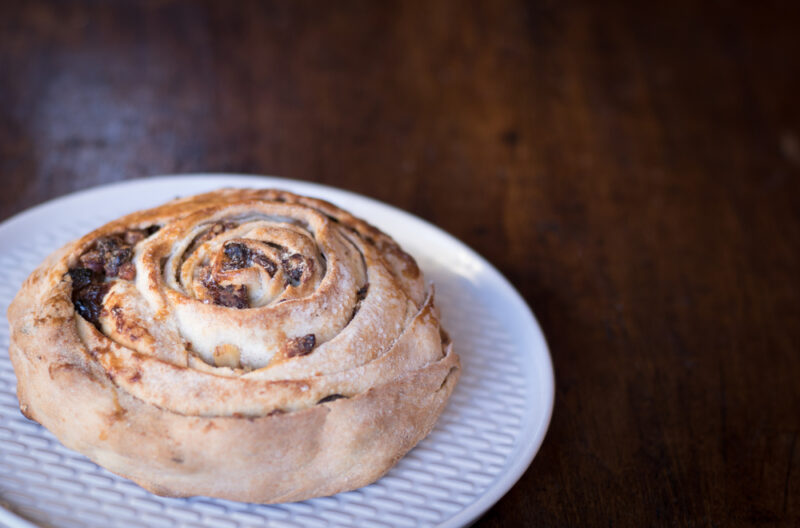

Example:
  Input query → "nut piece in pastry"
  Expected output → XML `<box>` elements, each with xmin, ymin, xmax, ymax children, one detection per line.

<box><xmin>7</xmin><ymin>188</ymin><xmax>459</xmax><ymax>503</ymax></box>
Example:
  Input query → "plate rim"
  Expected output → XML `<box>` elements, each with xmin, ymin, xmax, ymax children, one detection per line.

<box><xmin>1</xmin><ymin>174</ymin><xmax>555</xmax><ymax>528</ymax></box>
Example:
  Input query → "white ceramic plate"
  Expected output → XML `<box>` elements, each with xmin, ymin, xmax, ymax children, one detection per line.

<box><xmin>0</xmin><ymin>175</ymin><xmax>554</xmax><ymax>528</ymax></box>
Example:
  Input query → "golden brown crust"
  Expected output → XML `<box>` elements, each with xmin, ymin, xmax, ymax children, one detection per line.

<box><xmin>7</xmin><ymin>188</ymin><xmax>459</xmax><ymax>503</ymax></box>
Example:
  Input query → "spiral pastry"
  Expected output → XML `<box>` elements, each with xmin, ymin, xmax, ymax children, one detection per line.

<box><xmin>7</xmin><ymin>188</ymin><xmax>459</xmax><ymax>503</ymax></box>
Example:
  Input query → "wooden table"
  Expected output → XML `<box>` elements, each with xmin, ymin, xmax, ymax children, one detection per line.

<box><xmin>2</xmin><ymin>1</ymin><xmax>798</xmax><ymax>525</ymax></box>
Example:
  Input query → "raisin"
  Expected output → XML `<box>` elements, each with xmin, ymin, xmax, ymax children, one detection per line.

<box><xmin>72</xmin><ymin>282</ymin><xmax>110</xmax><ymax>327</ymax></box>
<box><xmin>222</xmin><ymin>242</ymin><xmax>249</xmax><ymax>270</ymax></box>
<box><xmin>252</xmin><ymin>253</ymin><xmax>277</xmax><ymax>276</ymax></box>
<box><xmin>282</xmin><ymin>254</ymin><xmax>305</xmax><ymax>285</ymax></box>
<box><xmin>104</xmin><ymin>245</ymin><xmax>132</xmax><ymax>277</ymax></box>
<box><xmin>286</xmin><ymin>334</ymin><xmax>316</xmax><ymax>358</ymax></box>
<box><xmin>214</xmin><ymin>284</ymin><xmax>250</xmax><ymax>309</ymax></box>
<box><xmin>221</xmin><ymin>242</ymin><xmax>277</xmax><ymax>276</ymax></box>
<box><xmin>200</xmin><ymin>268</ymin><xmax>250</xmax><ymax>308</ymax></box>
<box><xmin>68</xmin><ymin>268</ymin><xmax>95</xmax><ymax>290</ymax></box>
<box><xmin>317</xmin><ymin>394</ymin><xmax>346</xmax><ymax>404</ymax></box>
<box><xmin>117</xmin><ymin>261</ymin><xmax>136</xmax><ymax>281</ymax></box>
<box><xmin>78</xmin><ymin>234</ymin><xmax>137</xmax><ymax>279</ymax></box>
<box><xmin>356</xmin><ymin>283</ymin><xmax>369</xmax><ymax>301</ymax></box>
<box><xmin>78</xmin><ymin>250</ymin><xmax>105</xmax><ymax>274</ymax></box>
<box><xmin>349</xmin><ymin>282</ymin><xmax>369</xmax><ymax>321</ymax></box>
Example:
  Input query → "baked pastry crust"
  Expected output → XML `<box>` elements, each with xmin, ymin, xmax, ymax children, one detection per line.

<box><xmin>7</xmin><ymin>188</ymin><xmax>459</xmax><ymax>503</ymax></box>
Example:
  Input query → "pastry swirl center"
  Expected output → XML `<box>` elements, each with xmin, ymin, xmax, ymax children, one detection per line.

<box><xmin>173</xmin><ymin>220</ymin><xmax>326</xmax><ymax>309</ymax></box>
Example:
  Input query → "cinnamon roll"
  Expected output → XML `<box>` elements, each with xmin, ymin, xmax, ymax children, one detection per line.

<box><xmin>7</xmin><ymin>188</ymin><xmax>459</xmax><ymax>503</ymax></box>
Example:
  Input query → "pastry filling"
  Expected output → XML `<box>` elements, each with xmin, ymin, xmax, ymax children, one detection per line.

<box><xmin>200</xmin><ymin>267</ymin><xmax>251</xmax><ymax>309</ymax></box>
<box><xmin>68</xmin><ymin>226</ymin><xmax>159</xmax><ymax>326</ymax></box>
<box><xmin>285</xmin><ymin>334</ymin><xmax>316</xmax><ymax>357</ymax></box>
<box><xmin>68</xmin><ymin>268</ymin><xmax>109</xmax><ymax>327</ymax></box>
<box><xmin>222</xmin><ymin>242</ymin><xmax>277</xmax><ymax>275</ymax></box>
<box><xmin>261</xmin><ymin>242</ymin><xmax>308</xmax><ymax>286</ymax></box>
<box><xmin>349</xmin><ymin>282</ymin><xmax>369</xmax><ymax>320</ymax></box>
<box><xmin>317</xmin><ymin>394</ymin><xmax>347</xmax><ymax>404</ymax></box>
<box><xmin>196</xmin><ymin>239</ymin><xmax>313</xmax><ymax>309</ymax></box>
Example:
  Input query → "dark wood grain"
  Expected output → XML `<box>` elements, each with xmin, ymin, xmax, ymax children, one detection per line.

<box><xmin>2</xmin><ymin>0</ymin><xmax>799</xmax><ymax>525</ymax></box>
